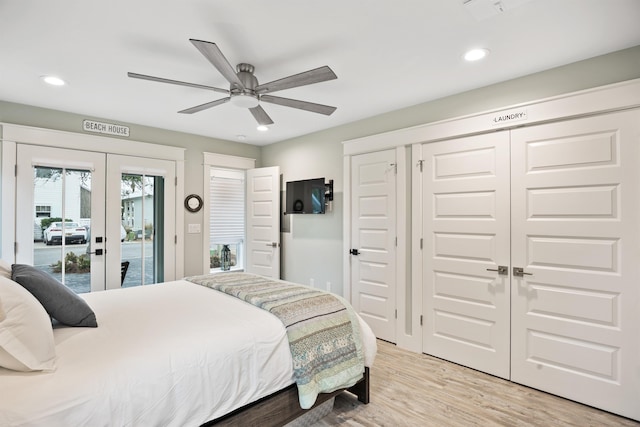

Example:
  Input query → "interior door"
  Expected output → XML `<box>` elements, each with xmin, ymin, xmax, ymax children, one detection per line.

<box><xmin>15</xmin><ymin>145</ymin><xmax>106</xmax><ymax>292</ymax></box>
<box><xmin>510</xmin><ymin>109</ymin><xmax>640</xmax><ymax>420</ymax></box>
<box><xmin>106</xmin><ymin>155</ymin><xmax>176</xmax><ymax>289</ymax></box>
<box><xmin>245</xmin><ymin>166</ymin><xmax>280</xmax><ymax>278</ymax></box>
<box><xmin>350</xmin><ymin>150</ymin><xmax>397</xmax><ymax>342</ymax></box>
<box><xmin>421</xmin><ymin>132</ymin><xmax>511</xmax><ymax>378</ymax></box>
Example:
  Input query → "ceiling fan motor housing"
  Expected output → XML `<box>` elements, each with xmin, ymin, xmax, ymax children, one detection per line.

<box><xmin>230</xmin><ymin>63</ymin><xmax>259</xmax><ymax>108</ymax></box>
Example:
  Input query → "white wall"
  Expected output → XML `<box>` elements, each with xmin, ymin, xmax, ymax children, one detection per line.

<box><xmin>262</xmin><ymin>45</ymin><xmax>640</xmax><ymax>297</ymax></box>
<box><xmin>274</xmin><ymin>137</ymin><xmax>344</xmax><ymax>293</ymax></box>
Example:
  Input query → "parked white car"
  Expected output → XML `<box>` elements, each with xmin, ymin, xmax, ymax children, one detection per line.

<box><xmin>43</xmin><ymin>221</ymin><xmax>87</xmax><ymax>245</ymax></box>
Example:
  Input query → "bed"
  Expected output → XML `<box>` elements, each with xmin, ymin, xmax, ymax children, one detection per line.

<box><xmin>0</xmin><ymin>266</ymin><xmax>377</xmax><ymax>427</ymax></box>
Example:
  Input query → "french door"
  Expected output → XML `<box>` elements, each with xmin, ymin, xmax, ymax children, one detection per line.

<box><xmin>16</xmin><ymin>145</ymin><xmax>107</xmax><ymax>292</ymax></box>
<box><xmin>15</xmin><ymin>145</ymin><xmax>176</xmax><ymax>292</ymax></box>
<box><xmin>106</xmin><ymin>155</ymin><xmax>176</xmax><ymax>290</ymax></box>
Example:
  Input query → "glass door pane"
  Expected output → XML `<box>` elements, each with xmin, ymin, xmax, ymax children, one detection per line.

<box><xmin>120</xmin><ymin>174</ymin><xmax>164</xmax><ymax>287</ymax></box>
<box><xmin>33</xmin><ymin>167</ymin><xmax>91</xmax><ymax>293</ymax></box>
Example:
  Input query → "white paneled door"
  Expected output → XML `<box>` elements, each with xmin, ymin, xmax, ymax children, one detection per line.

<box><xmin>246</xmin><ymin>166</ymin><xmax>280</xmax><ymax>278</ymax></box>
<box><xmin>422</xmin><ymin>132</ymin><xmax>511</xmax><ymax>379</ymax></box>
<box><xmin>350</xmin><ymin>150</ymin><xmax>397</xmax><ymax>342</ymax></box>
<box><xmin>510</xmin><ymin>110</ymin><xmax>640</xmax><ymax>420</ymax></box>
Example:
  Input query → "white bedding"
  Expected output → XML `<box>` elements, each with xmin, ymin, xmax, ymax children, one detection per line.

<box><xmin>0</xmin><ymin>279</ymin><xmax>376</xmax><ymax>427</ymax></box>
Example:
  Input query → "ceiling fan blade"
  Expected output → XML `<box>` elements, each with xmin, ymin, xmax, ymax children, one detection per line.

<box><xmin>260</xmin><ymin>95</ymin><xmax>337</xmax><ymax>116</ymax></box>
<box><xmin>249</xmin><ymin>105</ymin><xmax>274</xmax><ymax>126</ymax></box>
<box><xmin>127</xmin><ymin>72</ymin><xmax>229</xmax><ymax>94</ymax></box>
<box><xmin>178</xmin><ymin>97</ymin><xmax>230</xmax><ymax>114</ymax></box>
<box><xmin>189</xmin><ymin>39</ymin><xmax>245</xmax><ymax>90</ymax></box>
<box><xmin>255</xmin><ymin>66</ymin><xmax>337</xmax><ymax>94</ymax></box>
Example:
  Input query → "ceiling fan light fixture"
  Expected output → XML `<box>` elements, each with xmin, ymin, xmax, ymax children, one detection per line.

<box><xmin>230</xmin><ymin>93</ymin><xmax>259</xmax><ymax>108</ymax></box>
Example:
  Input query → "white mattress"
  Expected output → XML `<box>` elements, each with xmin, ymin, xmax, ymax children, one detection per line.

<box><xmin>0</xmin><ymin>279</ymin><xmax>376</xmax><ymax>427</ymax></box>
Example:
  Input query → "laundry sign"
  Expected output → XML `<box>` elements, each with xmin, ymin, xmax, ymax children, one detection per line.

<box><xmin>83</xmin><ymin>120</ymin><xmax>130</xmax><ymax>137</ymax></box>
<box><xmin>490</xmin><ymin>108</ymin><xmax>528</xmax><ymax>126</ymax></box>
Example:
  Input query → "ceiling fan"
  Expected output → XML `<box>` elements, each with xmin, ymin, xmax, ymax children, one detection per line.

<box><xmin>128</xmin><ymin>39</ymin><xmax>338</xmax><ymax>126</ymax></box>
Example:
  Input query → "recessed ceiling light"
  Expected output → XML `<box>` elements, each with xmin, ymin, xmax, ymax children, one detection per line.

<box><xmin>236</xmin><ymin>134</ymin><xmax>247</xmax><ymax>141</ymax></box>
<box><xmin>256</xmin><ymin>125</ymin><xmax>269</xmax><ymax>132</ymax></box>
<box><xmin>41</xmin><ymin>75</ymin><xmax>66</xmax><ymax>86</ymax></box>
<box><xmin>463</xmin><ymin>48</ymin><xmax>490</xmax><ymax>62</ymax></box>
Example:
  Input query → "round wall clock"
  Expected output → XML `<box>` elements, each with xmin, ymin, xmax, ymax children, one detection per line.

<box><xmin>184</xmin><ymin>194</ymin><xmax>203</xmax><ymax>213</ymax></box>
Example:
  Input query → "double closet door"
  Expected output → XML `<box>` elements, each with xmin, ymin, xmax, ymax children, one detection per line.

<box><xmin>421</xmin><ymin>109</ymin><xmax>640</xmax><ymax>420</ymax></box>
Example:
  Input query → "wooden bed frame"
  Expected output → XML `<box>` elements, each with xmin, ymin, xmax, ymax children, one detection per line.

<box><xmin>204</xmin><ymin>367</ymin><xmax>370</xmax><ymax>426</ymax></box>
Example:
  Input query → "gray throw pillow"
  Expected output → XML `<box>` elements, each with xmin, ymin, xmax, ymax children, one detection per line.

<box><xmin>11</xmin><ymin>264</ymin><xmax>97</xmax><ymax>327</ymax></box>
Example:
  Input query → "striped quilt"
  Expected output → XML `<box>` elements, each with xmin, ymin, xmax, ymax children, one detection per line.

<box><xmin>185</xmin><ymin>272</ymin><xmax>365</xmax><ymax>409</ymax></box>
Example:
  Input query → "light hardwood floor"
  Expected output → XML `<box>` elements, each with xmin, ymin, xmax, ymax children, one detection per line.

<box><xmin>315</xmin><ymin>340</ymin><xmax>639</xmax><ymax>426</ymax></box>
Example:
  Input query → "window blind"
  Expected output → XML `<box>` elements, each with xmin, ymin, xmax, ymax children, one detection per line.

<box><xmin>209</xmin><ymin>169</ymin><xmax>245</xmax><ymax>245</ymax></box>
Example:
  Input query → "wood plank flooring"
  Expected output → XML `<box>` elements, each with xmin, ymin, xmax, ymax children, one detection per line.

<box><xmin>314</xmin><ymin>340</ymin><xmax>639</xmax><ymax>426</ymax></box>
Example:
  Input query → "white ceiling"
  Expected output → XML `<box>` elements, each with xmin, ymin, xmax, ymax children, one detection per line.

<box><xmin>1</xmin><ymin>0</ymin><xmax>639</xmax><ymax>146</ymax></box>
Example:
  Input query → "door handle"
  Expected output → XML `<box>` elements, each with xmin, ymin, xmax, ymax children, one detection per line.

<box><xmin>486</xmin><ymin>265</ymin><xmax>508</xmax><ymax>275</ymax></box>
<box><xmin>350</xmin><ymin>249</ymin><xmax>360</xmax><ymax>256</ymax></box>
<box><xmin>513</xmin><ymin>267</ymin><xmax>533</xmax><ymax>277</ymax></box>
<box><xmin>265</xmin><ymin>242</ymin><xmax>279</xmax><ymax>248</ymax></box>
<box><xmin>88</xmin><ymin>249</ymin><xmax>104</xmax><ymax>255</ymax></box>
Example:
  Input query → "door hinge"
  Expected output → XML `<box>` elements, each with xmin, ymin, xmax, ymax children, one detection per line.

<box><xmin>174</xmin><ymin>235</ymin><xmax>177</xmax><ymax>244</ymax></box>
<box><xmin>175</xmin><ymin>177</ymin><xmax>177</xmax><ymax>186</ymax></box>
<box><xmin>395</xmin><ymin>309</ymin><xmax>398</xmax><ymax>319</ymax></box>
<box><xmin>14</xmin><ymin>164</ymin><xmax>18</xmax><ymax>177</ymax></box>
<box><xmin>420</xmin><ymin>315</ymin><xmax>423</xmax><ymax>326</ymax></box>
<box><xmin>395</xmin><ymin>237</ymin><xmax>397</xmax><ymax>247</ymax></box>
<box><xmin>420</xmin><ymin>238</ymin><xmax>423</xmax><ymax>250</ymax></box>
<box><xmin>14</xmin><ymin>241</ymin><xmax>17</xmax><ymax>254</ymax></box>
<box><xmin>417</xmin><ymin>159</ymin><xmax>424</xmax><ymax>172</ymax></box>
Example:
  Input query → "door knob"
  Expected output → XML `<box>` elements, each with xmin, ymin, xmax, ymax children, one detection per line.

<box><xmin>486</xmin><ymin>265</ymin><xmax>508</xmax><ymax>275</ymax></box>
<box><xmin>513</xmin><ymin>267</ymin><xmax>532</xmax><ymax>277</ymax></box>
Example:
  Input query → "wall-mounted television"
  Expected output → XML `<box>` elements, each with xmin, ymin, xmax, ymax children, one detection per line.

<box><xmin>285</xmin><ymin>178</ymin><xmax>332</xmax><ymax>214</ymax></box>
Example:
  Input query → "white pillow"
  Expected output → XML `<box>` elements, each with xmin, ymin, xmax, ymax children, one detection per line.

<box><xmin>0</xmin><ymin>260</ymin><xmax>11</xmax><ymax>322</ymax></box>
<box><xmin>0</xmin><ymin>259</ymin><xmax>11</xmax><ymax>279</ymax></box>
<box><xmin>0</xmin><ymin>276</ymin><xmax>56</xmax><ymax>371</ymax></box>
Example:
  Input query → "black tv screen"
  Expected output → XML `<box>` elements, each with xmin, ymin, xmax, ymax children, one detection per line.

<box><xmin>285</xmin><ymin>178</ymin><xmax>326</xmax><ymax>214</ymax></box>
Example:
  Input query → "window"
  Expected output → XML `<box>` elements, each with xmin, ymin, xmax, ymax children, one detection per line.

<box><xmin>35</xmin><ymin>205</ymin><xmax>51</xmax><ymax>218</ymax></box>
<box><xmin>209</xmin><ymin>168</ymin><xmax>245</xmax><ymax>271</ymax></box>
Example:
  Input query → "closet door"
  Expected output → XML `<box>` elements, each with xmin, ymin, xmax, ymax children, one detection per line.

<box><xmin>422</xmin><ymin>132</ymin><xmax>511</xmax><ymax>378</ymax></box>
<box><xmin>510</xmin><ymin>109</ymin><xmax>640</xmax><ymax>420</ymax></box>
